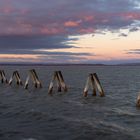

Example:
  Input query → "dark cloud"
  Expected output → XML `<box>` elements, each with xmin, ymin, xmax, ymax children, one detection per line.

<box><xmin>0</xmin><ymin>35</ymin><xmax>77</xmax><ymax>50</ymax></box>
<box><xmin>119</xmin><ymin>33</ymin><xmax>128</xmax><ymax>37</ymax></box>
<box><xmin>129</xmin><ymin>27</ymin><xmax>139</xmax><ymax>32</ymax></box>
<box><xmin>126</xmin><ymin>49</ymin><xmax>140</xmax><ymax>54</ymax></box>
<box><xmin>0</xmin><ymin>48</ymin><xmax>93</xmax><ymax>56</ymax></box>
<box><xmin>0</xmin><ymin>0</ymin><xmax>140</xmax><ymax>63</ymax></box>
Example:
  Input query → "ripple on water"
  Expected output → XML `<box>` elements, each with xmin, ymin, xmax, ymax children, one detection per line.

<box><xmin>0</xmin><ymin>65</ymin><xmax>140</xmax><ymax>140</ymax></box>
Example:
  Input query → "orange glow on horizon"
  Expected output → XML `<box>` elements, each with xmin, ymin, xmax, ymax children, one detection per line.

<box><xmin>46</xmin><ymin>30</ymin><xmax>140</xmax><ymax>61</ymax></box>
<box><xmin>0</xmin><ymin>30</ymin><xmax>140</xmax><ymax>63</ymax></box>
<box><xmin>0</xmin><ymin>54</ymin><xmax>38</xmax><ymax>59</ymax></box>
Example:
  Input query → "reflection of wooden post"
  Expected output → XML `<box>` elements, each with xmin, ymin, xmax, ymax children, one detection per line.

<box><xmin>0</xmin><ymin>70</ymin><xmax>8</xmax><ymax>83</ymax></box>
<box><xmin>83</xmin><ymin>73</ymin><xmax>105</xmax><ymax>97</ymax></box>
<box><xmin>24</xmin><ymin>69</ymin><xmax>42</xmax><ymax>89</ymax></box>
<box><xmin>48</xmin><ymin>71</ymin><xmax>67</xmax><ymax>94</ymax></box>
<box><xmin>9</xmin><ymin>71</ymin><xmax>23</xmax><ymax>85</ymax></box>
<box><xmin>136</xmin><ymin>94</ymin><xmax>140</xmax><ymax>107</ymax></box>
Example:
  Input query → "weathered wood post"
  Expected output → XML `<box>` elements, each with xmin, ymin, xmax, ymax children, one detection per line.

<box><xmin>9</xmin><ymin>71</ymin><xmax>23</xmax><ymax>86</ymax></box>
<box><xmin>93</xmin><ymin>73</ymin><xmax>105</xmax><ymax>97</ymax></box>
<box><xmin>83</xmin><ymin>74</ymin><xmax>90</xmax><ymax>97</ymax></box>
<box><xmin>56</xmin><ymin>71</ymin><xmax>62</xmax><ymax>92</ymax></box>
<box><xmin>83</xmin><ymin>73</ymin><xmax>105</xmax><ymax>97</ymax></box>
<box><xmin>48</xmin><ymin>71</ymin><xmax>67</xmax><ymax>94</ymax></box>
<box><xmin>136</xmin><ymin>93</ymin><xmax>140</xmax><ymax>107</ymax></box>
<box><xmin>58</xmin><ymin>71</ymin><xmax>67</xmax><ymax>92</ymax></box>
<box><xmin>83</xmin><ymin>74</ymin><xmax>96</xmax><ymax>97</ymax></box>
<box><xmin>0</xmin><ymin>70</ymin><xmax>8</xmax><ymax>83</ymax></box>
<box><xmin>24</xmin><ymin>69</ymin><xmax>42</xmax><ymax>89</ymax></box>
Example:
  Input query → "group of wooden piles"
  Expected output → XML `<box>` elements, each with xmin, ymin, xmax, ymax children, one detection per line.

<box><xmin>0</xmin><ymin>69</ymin><xmax>104</xmax><ymax>96</ymax></box>
<box><xmin>0</xmin><ymin>69</ymin><xmax>140</xmax><ymax>107</ymax></box>
<box><xmin>0</xmin><ymin>69</ymin><xmax>67</xmax><ymax>94</ymax></box>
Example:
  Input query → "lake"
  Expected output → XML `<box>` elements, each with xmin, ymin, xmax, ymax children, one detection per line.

<box><xmin>0</xmin><ymin>65</ymin><xmax>140</xmax><ymax>140</ymax></box>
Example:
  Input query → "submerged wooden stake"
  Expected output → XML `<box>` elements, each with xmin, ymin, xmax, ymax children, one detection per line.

<box><xmin>9</xmin><ymin>70</ymin><xmax>23</xmax><ymax>85</ymax></box>
<box><xmin>0</xmin><ymin>70</ymin><xmax>8</xmax><ymax>83</ymax></box>
<box><xmin>83</xmin><ymin>73</ymin><xmax>105</xmax><ymax>97</ymax></box>
<box><xmin>48</xmin><ymin>71</ymin><xmax>67</xmax><ymax>94</ymax></box>
<box><xmin>24</xmin><ymin>69</ymin><xmax>42</xmax><ymax>89</ymax></box>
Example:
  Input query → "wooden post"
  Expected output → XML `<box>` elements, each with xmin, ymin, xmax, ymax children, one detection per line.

<box><xmin>136</xmin><ymin>94</ymin><xmax>140</xmax><ymax>107</ymax></box>
<box><xmin>30</xmin><ymin>70</ymin><xmax>38</xmax><ymax>88</ymax></box>
<box><xmin>83</xmin><ymin>73</ymin><xmax>105</xmax><ymax>97</ymax></box>
<box><xmin>58</xmin><ymin>71</ymin><xmax>67</xmax><ymax>92</ymax></box>
<box><xmin>83</xmin><ymin>75</ymin><xmax>90</xmax><ymax>97</ymax></box>
<box><xmin>90</xmin><ymin>74</ymin><xmax>97</xmax><ymax>96</ymax></box>
<box><xmin>48</xmin><ymin>71</ymin><xmax>67</xmax><ymax>94</ymax></box>
<box><xmin>24</xmin><ymin>75</ymin><xmax>29</xmax><ymax>89</ymax></box>
<box><xmin>24</xmin><ymin>69</ymin><xmax>42</xmax><ymax>89</ymax></box>
<box><xmin>9</xmin><ymin>71</ymin><xmax>23</xmax><ymax>86</ymax></box>
<box><xmin>0</xmin><ymin>70</ymin><xmax>8</xmax><ymax>83</ymax></box>
<box><xmin>15</xmin><ymin>71</ymin><xmax>23</xmax><ymax>85</ymax></box>
<box><xmin>93</xmin><ymin>73</ymin><xmax>105</xmax><ymax>97</ymax></box>
<box><xmin>48</xmin><ymin>71</ymin><xmax>56</xmax><ymax>94</ymax></box>
<box><xmin>56</xmin><ymin>71</ymin><xmax>62</xmax><ymax>92</ymax></box>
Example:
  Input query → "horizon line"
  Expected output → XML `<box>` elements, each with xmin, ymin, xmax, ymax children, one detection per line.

<box><xmin>0</xmin><ymin>62</ymin><xmax>140</xmax><ymax>66</ymax></box>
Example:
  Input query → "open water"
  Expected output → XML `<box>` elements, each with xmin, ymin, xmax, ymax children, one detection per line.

<box><xmin>0</xmin><ymin>65</ymin><xmax>140</xmax><ymax>140</ymax></box>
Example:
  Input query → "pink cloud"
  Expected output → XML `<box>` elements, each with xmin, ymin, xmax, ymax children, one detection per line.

<box><xmin>78</xmin><ymin>27</ymin><xmax>95</xmax><ymax>34</ymax></box>
<box><xmin>84</xmin><ymin>15</ymin><xmax>94</xmax><ymax>21</ymax></box>
<box><xmin>121</xmin><ymin>12</ymin><xmax>140</xmax><ymax>20</ymax></box>
<box><xmin>0</xmin><ymin>6</ymin><xmax>14</xmax><ymax>14</ymax></box>
<box><xmin>20</xmin><ymin>9</ymin><xmax>30</xmax><ymax>15</ymax></box>
<box><xmin>64</xmin><ymin>20</ymin><xmax>81</xmax><ymax>27</ymax></box>
<box><xmin>40</xmin><ymin>26</ymin><xmax>64</xmax><ymax>35</ymax></box>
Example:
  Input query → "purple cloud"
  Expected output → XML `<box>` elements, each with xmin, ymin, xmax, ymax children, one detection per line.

<box><xmin>0</xmin><ymin>0</ymin><xmax>140</xmax><ymax>63</ymax></box>
<box><xmin>0</xmin><ymin>0</ymin><xmax>139</xmax><ymax>36</ymax></box>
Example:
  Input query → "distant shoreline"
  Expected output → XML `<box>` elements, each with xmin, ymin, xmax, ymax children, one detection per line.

<box><xmin>0</xmin><ymin>63</ymin><xmax>140</xmax><ymax>66</ymax></box>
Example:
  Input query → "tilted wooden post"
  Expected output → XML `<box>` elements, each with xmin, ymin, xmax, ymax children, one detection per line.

<box><xmin>83</xmin><ymin>73</ymin><xmax>105</xmax><ymax>97</ymax></box>
<box><xmin>83</xmin><ymin>74</ymin><xmax>96</xmax><ymax>97</ymax></box>
<box><xmin>48</xmin><ymin>71</ymin><xmax>57</xmax><ymax>94</ymax></box>
<box><xmin>57</xmin><ymin>71</ymin><xmax>67</xmax><ymax>92</ymax></box>
<box><xmin>9</xmin><ymin>70</ymin><xmax>23</xmax><ymax>85</ymax></box>
<box><xmin>136</xmin><ymin>93</ymin><xmax>140</xmax><ymax>107</ymax></box>
<box><xmin>48</xmin><ymin>71</ymin><xmax>67</xmax><ymax>94</ymax></box>
<box><xmin>24</xmin><ymin>69</ymin><xmax>42</xmax><ymax>89</ymax></box>
<box><xmin>92</xmin><ymin>73</ymin><xmax>105</xmax><ymax>97</ymax></box>
<box><xmin>0</xmin><ymin>70</ymin><xmax>8</xmax><ymax>83</ymax></box>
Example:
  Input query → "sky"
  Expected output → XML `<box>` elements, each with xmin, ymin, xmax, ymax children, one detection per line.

<box><xmin>0</xmin><ymin>0</ymin><xmax>140</xmax><ymax>64</ymax></box>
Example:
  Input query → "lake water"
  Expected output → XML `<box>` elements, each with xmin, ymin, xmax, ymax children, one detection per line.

<box><xmin>0</xmin><ymin>65</ymin><xmax>140</xmax><ymax>140</ymax></box>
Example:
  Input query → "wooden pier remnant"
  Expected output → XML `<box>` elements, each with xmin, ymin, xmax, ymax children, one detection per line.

<box><xmin>48</xmin><ymin>71</ymin><xmax>67</xmax><ymax>94</ymax></box>
<box><xmin>83</xmin><ymin>73</ymin><xmax>105</xmax><ymax>97</ymax></box>
<box><xmin>136</xmin><ymin>94</ymin><xmax>140</xmax><ymax>107</ymax></box>
<box><xmin>0</xmin><ymin>70</ymin><xmax>8</xmax><ymax>83</ymax></box>
<box><xmin>24</xmin><ymin>69</ymin><xmax>42</xmax><ymax>89</ymax></box>
<box><xmin>9</xmin><ymin>70</ymin><xmax>23</xmax><ymax>85</ymax></box>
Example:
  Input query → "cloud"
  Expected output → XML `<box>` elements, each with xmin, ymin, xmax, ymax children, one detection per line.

<box><xmin>0</xmin><ymin>35</ymin><xmax>77</xmax><ymax>51</ymax></box>
<box><xmin>0</xmin><ymin>0</ymin><xmax>140</xmax><ymax>63</ymax></box>
<box><xmin>0</xmin><ymin>34</ymin><xmax>93</xmax><ymax>63</ymax></box>
<box><xmin>0</xmin><ymin>0</ymin><xmax>139</xmax><ymax>36</ymax></box>
<box><xmin>119</xmin><ymin>33</ymin><xmax>128</xmax><ymax>37</ymax></box>
<box><xmin>64</xmin><ymin>21</ymin><xmax>81</xmax><ymax>27</ymax></box>
<box><xmin>0</xmin><ymin>52</ymin><xmax>91</xmax><ymax>63</ymax></box>
<box><xmin>129</xmin><ymin>27</ymin><xmax>139</xmax><ymax>32</ymax></box>
<box><xmin>126</xmin><ymin>49</ymin><xmax>140</xmax><ymax>54</ymax></box>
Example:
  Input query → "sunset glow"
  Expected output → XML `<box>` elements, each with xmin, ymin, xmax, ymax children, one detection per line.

<box><xmin>0</xmin><ymin>0</ymin><xmax>140</xmax><ymax>64</ymax></box>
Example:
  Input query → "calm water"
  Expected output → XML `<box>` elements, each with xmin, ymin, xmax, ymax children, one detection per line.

<box><xmin>0</xmin><ymin>65</ymin><xmax>140</xmax><ymax>140</ymax></box>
